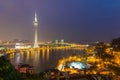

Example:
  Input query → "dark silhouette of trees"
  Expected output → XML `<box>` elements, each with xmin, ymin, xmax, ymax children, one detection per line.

<box><xmin>0</xmin><ymin>56</ymin><xmax>22</xmax><ymax>80</ymax></box>
<box><xmin>111</xmin><ymin>37</ymin><xmax>120</xmax><ymax>51</ymax></box>
<box><xmin>95</xmin><ymin>42</ymin><xmax>114</xmax><ymax>61</ymax></box>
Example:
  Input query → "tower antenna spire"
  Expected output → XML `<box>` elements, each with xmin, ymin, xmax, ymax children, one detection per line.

<box><xmin>34</xmin><ymin>11</ymin><xmax>38</xmax><ymax>22</ymax></box>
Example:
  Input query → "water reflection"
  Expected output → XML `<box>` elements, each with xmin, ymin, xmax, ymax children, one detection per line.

<box><xmin>33</xmin><ymin>51</ymin><xmax>39</xmax><ymax>67</ymax></box>
<box><xmin>46</xmin><ymin>48</ymin><xmax>50</xmax><ymax>60</ymax></box>
<box><xmin>26</xmin><ymin>51</ymin><xmax>30</xmax><ymax>63</ymax></box>
<box><xmin>42</xmin><ymin>49</ymin><xmax>45</xmax><ymax>60</ymax></box>
<box><xmin>15</xmin><ymin>53</ymin><xmax>21</xmax><ymax>65</ymax></box>
<box><xmin>9</xmin><ymin>49</ymin><xmax>84</xmax><ymax>73</ymax></box>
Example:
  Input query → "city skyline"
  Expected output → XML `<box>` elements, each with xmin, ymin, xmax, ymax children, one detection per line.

<box><xmin>0</xmin><ymin>0</ymin><xmax>120</xmax><ymax>43</ymax></box>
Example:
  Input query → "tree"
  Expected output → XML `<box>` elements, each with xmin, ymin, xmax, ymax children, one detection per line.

<box><xmin>95</xmin><ymin>42</ymin><xmax>114</xmax><ymax>62</ymax></box>
<box><xmin>111</xmin><ymin>37</ymin><xmax>120</xmax><ymax>51</ymax></box>
<box><xmin>0</xmin><ymin>56</ymin><xmax>22</xmax><ymax>80</ymax></box>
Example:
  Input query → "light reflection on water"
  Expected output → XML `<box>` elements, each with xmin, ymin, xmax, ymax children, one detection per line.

<box><xmin>9</xmin><ymin>49</ymin><xmax>84</xmax><ymax>73</ymax></box>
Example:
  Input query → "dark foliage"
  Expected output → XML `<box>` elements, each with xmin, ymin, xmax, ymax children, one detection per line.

<box><xmin>0</xmin><ymin>56</ymin><xmax>22</xmax><ymax>80</ymax></box>
<box><xmin>111</xmin><ymin>37</ymin><xmax>120</xmax><ymax>51</ymax></box>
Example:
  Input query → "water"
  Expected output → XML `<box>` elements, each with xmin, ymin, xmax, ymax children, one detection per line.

<box><xmin>9</xmin><ymin>49</ymin><xmax>84</xmax><ymax>73</ymax></box>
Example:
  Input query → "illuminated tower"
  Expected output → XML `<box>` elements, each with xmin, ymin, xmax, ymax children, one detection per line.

<box><xmin>33</xmin><ymin>12</ymin><xmax>39</xmax><ymax>48</ymax></box>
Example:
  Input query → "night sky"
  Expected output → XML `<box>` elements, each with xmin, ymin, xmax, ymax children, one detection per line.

<box><xmin>0</xmin><ymin>0</ymin><xmax>120</xmax><ymax>43</ymax></box>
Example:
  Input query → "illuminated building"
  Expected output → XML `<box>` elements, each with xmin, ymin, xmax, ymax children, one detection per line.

<box><xmin>15</xmin><ymin>64</ymin><xmax>34</xmax><ymax>74</ymax></box>
<box><xmin>15</xmin><ymin>43</ymin><xmax>31</xmax><ymax>49</ymax></box>
<box><xmin>60</xmin><ymin>39</ymin><xmax>64</xmax><ymax>45</ymax></box>
<box><xmin>33</xmin><ymin>12</ymin><xmax>39</xmax><ymax>48</ymax></box>
<box><xmin>56</xmin><ymin>56</ymin><xmax>92</xmax><ymax>74</ymax></box>
<box><xmin>55</xmin><ymin>40</ymin><xmax>58</xmax><ymax>44</ymax></box>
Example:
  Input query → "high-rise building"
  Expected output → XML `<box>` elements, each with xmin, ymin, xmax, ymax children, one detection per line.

<box><xmin>55</xmin><ymin>40</ymin><xmax>58</xmax><ymax>44</ymax></box>
<box><xmin>60</xmin><ymin>39</ymin><xmax>64</xmax><ymax>44</ymax></box>
<box><xmin>33</xmin><ymin>12</ymin><xmax>39</xmax><ymax>48</ymax></box>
